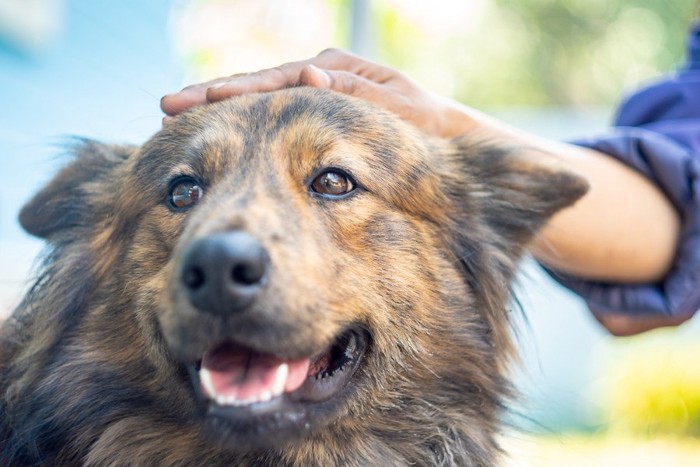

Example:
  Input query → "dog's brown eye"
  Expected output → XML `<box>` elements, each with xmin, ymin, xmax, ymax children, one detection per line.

<box><xmin>311</xmin><ymin>170</ymin><xmax>355</xmax><ymax>197</ymax></box>
<box><xmin>169</xmin><ymin>177</ymin><xmax>204</xmax><ymax>210</ymax></box>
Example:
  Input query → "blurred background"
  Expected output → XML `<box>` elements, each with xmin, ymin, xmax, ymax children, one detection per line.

<box><xmin>1</xmin><ymin>0</ymin><xmax>699</xmax><ymax>464</ymax></box>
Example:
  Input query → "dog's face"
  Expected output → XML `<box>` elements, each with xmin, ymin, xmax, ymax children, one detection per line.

<box><xmin>9</xmin><ymin>88</ymin><xmax>586</xmax><ymax>465</ymax></box>
<box><xmin>144</xmin><ymin>89</ymin><xmax>467</xmax><ymax>447</ymax></box>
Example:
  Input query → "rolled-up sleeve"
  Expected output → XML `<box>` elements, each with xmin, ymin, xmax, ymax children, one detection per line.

<box><xmin>544</xmin><ymin>128</ymin><xmax>700</xmax><ymax>318</ymax></box>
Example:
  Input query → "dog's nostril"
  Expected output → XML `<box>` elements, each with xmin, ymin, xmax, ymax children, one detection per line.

<box><xmin>179</xmin><ymin>231</ymin><xmax>269</xmax><ymax>315</ymax></box>
<box><xmin>231</xmin><ymin>263</ymin><xmax>264</xmax><ymax>286</ymax></box>
<box><xmin>183</xmin><ymin>266</ymin><xmax>205</xmax><ymax>290</ymax></box>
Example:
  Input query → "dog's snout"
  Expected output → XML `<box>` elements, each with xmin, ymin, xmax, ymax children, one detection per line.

<box><xmin>180</xmin><ymin>231</ymin><xmax>269</xmax><ymax>315</ymax></box>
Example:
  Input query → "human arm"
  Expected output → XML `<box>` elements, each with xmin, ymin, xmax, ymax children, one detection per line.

<box><xmin>443</xmin><ymin>107</ymin><xmax>690</xmax><ymax>336</ymax></box>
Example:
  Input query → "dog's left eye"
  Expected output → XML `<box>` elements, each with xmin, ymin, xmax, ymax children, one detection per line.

<box><xmin>311</xmin><ymin>169</ymin><xmax>356</xmax><ymax>197</ymax></box>
<box><xmin>168</xmin><ymin>176</ymin><xmax>204</xmax><ymax>211</ymax></box>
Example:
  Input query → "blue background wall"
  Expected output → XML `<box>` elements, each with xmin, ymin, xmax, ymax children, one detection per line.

<box><xmin>0</xmin><ymin>0</ymin><xmax>181</xmax><ymax>242</ymax></box>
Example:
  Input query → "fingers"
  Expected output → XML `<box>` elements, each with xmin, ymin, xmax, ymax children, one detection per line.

<box><xmin>161</xmin><ymin>77</ymin><xmax>231</xmax><ymax>115</ymax></box>
<box><xmin>161</xmin><ymin>49</ymin><xmax>395</xmax><ymax>117</ymax></box>
<box><xmin>298</xmin><ymin>64</ymin><xmax>333</xmax><ymax>89</ymax></box>
<box><xmin>303</xmin><ymin>66</ymin><xmax>387</xmax><ymax>104</ymax></box>
<box><xmin>202</xmin><ymin>50</ymin><xmax>372</xmax><ymax>102</ymax></box>
<box><xmin>163</xmin><ymin>57</ymin><xmax>329</xmax><ymax>115</ymax></box>
<box><xmin>313</xmin><ymin>48</ymin><xmax>395</xmax><ymax>82</ymax></box>
<box><xmin>207</xmin><ymin>63</ymin><xmax>395</xmax><ymax>111</ymax></box>
<box><xmin>204</xmin><ymin>65</ymin><xmax>305</xmax><ymax>103</ymax></box>
<box><xmin>160</xmin><ymin>89</ymin><xmax>206</xmax><ymax>116</ymax></box>
<box><xmin>162</xmin><ymin>65</ymin><xmax>306</xmax><ymax>116</ymax></box>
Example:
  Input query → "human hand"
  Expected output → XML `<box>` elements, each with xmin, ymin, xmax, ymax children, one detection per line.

<box><xmin>161</xmin><ymin>49</ymin><xmax>477</xmax><ymax>138</ymax></box>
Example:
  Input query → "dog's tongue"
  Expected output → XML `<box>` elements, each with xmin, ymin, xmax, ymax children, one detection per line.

<box><xmin>199</xmin><ymin>343</ymin><xmax>310</xmax><ymax>405</ymax></box>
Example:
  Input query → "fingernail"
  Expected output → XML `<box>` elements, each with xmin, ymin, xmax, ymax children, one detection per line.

<box><xmin>210</xmin><ymin>81</ymin><xmax>229</xmax><ymax>90</ymax></box>
<box><xmin>307</xmin><ymin>64</ymin><xmax>324</xmax><ymax>74</ymax></box>
<box><xmin>304</xmin><ymin>64</ymin><xmax>331</xmax><ymax>87</ymax></box>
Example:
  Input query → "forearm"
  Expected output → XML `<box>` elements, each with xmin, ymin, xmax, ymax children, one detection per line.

<box><xmin>530</xmin><ymin>141</ymin><xmax>680</xmax><ymax>283</ymax></box>
<box><xmin>443</xmin><ymin>101</ymin><xmax>681</xmax><ymax>283</ymax></box>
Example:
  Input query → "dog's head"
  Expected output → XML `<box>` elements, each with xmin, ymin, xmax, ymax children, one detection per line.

<box><xmin>14</xmin><ymin>88</ymin><xmax>586</xmax><ymax>464</ymax></box>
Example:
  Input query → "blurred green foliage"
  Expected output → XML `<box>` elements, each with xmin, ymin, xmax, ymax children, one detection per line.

<box><xmin>372</xmin><ymin>0</ymin><xmax>697</xmax><ymax>107</ymax></box>
<box><xmin>178</xmin><ymin>0</ymin><xmax>696</xmax><ymax>107</ymax></box>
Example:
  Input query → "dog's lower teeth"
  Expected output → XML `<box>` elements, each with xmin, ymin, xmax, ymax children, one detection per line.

<box><xmin>214</xmin><ymin>394</ymin><xmax>277</xmax><ymax>407</ymax></box>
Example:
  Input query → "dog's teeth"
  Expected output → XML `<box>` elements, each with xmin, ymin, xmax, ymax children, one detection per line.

<box><xmin>271</xmin><ymin>363</ymin><xmax>288</xmax><ymax>397</ymax></box>
<box><xmin>203</xmin><ymin>364</ymin><xmax>286</xmax><ymax>406</ymax></box>
<box><xmin>199</xmin><ymin>367</ymin><xmax>217</xmax><ymax>399</ymax></box>
<box><xmin>216</xmin><ymin>395</ymin><xmax>229</xmax><ymax>406</ymax></box>
<box><xmin>211</xmin><ymin>391</ymin><xmax>277</xmax><ymax>407</ymax></box>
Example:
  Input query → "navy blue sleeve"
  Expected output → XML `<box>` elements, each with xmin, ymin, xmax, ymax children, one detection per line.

<box><xmin>543</xmin><ymin>22</ymin><xmax>700</xmax><ymax>319</ymax></box>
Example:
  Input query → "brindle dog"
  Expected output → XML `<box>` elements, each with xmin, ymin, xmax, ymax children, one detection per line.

<box><xmin>0</xmin><ymin>88</ymin><xmax>586</xmax><ymax>466</ymax></box>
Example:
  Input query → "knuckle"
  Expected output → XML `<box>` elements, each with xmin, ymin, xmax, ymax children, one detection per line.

<box><xmin>332</xmin><ymin>71</ymin><xmax>358</xmax><ymax>94</ymax></box>
<box><xmin>268</xmin><ymin>65</ymin><xmax>296</xmax><ymax>84</ymax></box>
<box><xmin>343</xmin><ymin>73</ymin><xmax>358</xmax><ymax>94</ymax></box>
<box><xmin>317</xmin><ymin>47</ymin><xmax>353</xmax><ymax>61</ymax></box>
<box><xmin>318</xmin><ymin>47</ymin><xmax>342</xmax><ymax>57</ymax></box>
<box><xmin>268</xmin><ymin>65</ymin><xmax>286</xmax><ymax>77</ymax></box>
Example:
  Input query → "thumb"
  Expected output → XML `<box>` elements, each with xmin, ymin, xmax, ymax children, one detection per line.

<box><xmin>299</xmin><ymin>64</ymin><xmax>333</xmax><ymax>89</ymax></box>
<box><xmin>300</xmin><ymin>64</ymin><xmax>388</xmax><ymax>103</ymax></box>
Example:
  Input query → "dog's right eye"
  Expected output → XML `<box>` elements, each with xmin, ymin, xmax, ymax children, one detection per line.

<box><xmin>168</xmin><ymin>176</ymin><xmax>204</xmax><ymax>211</ymax></box>
<box><xmin>310</xmin><ymin>169</ymin><xmax>356</xmax><ymax>198</ymax></box>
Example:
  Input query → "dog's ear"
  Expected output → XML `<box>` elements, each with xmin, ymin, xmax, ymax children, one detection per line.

<box><xmin>19</xmin><ymin>140</ymin><xmax>133</xmax><ymax>239</ymax></box>
<box><xmin>451</xmin><ymin>137</ymin><xmax>589</xmax><ymax>255</ymax></box>
<box><xmin>440</xmin><ymin>138</ymin><xmax>588</xmax><ymax>357</ymax></box>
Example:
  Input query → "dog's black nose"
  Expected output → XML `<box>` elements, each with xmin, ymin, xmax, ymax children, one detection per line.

<box><xmin>180</xmin><ymin>231</ymin><xmax>269</xmax><ymax>315</ymax></box>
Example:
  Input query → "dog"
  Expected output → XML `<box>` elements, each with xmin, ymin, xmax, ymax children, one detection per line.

<box><xmin>0</xmin><ymin>88</ymin><xmax>586</xmax><ymax>466</ymax></box>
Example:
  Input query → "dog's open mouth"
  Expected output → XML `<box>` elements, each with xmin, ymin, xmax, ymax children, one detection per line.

<box><xmin>187</xmin><ymin>327</ymin><xmax>370</xmax><ymax>446</ymax></box>
<box><xmin>198</xmin><ymin>329</ymin><xmax>367</xmax><ymax>406</ymax></box>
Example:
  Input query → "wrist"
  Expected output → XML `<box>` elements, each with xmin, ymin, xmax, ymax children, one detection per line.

<box><xmin>439</xmin><ymin>99</ymin><xmax>532</xmax><ymax>144</ymax></box>
<box><xmin>435</xmin><ymin>97</ymin><xmax>481</xmax><ymax>139</ymax></box>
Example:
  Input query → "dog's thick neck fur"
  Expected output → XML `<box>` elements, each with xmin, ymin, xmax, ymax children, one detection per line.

<box><xmin>0</xmin><ymin>89</ymin><xmax>586</xmax><ymax>467</ymax></box>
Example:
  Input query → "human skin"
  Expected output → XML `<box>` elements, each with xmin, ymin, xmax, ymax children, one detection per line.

<box><xmin>161</xmin><ymin>49</ymin><xmax>683</xmax><ymax>334</ymax></box>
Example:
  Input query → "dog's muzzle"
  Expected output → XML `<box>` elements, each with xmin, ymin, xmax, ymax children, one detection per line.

<box><xmin>165</xmin><ymin>229</ymin><xmax>372</xmax><ymax>447</ymax></box>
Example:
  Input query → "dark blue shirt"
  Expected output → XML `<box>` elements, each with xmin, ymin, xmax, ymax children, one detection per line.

<box><xmin>548</xmin><ymin>22</ymin><xmax>700</xmax><ymax>319</ymax></box>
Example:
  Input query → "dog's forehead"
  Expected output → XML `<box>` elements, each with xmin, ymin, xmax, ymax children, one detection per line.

<box><xmin>186</xmin><ymin>90</ymin><xmax>410</xmax><ymax>163</ymax></box>
<box><xmin>133</xmin><ymin>89</ymin><xmax>445</xmax><ymax>215</ymax></box>
<box><xmin>138</xmin><ymin>90</ymin><xmax>393</xmax><ymax>172</ymax></box>
<box><xmin>192</xmin><ymin>90</ymin><xmax>385</xmax><ymax>138</ymax></box>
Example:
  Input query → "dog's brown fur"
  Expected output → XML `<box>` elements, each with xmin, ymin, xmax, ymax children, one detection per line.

<box><xmin>0</xmin><ymin>88</ymin><xmax>586</xmax><ymax>466</ymax></box>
